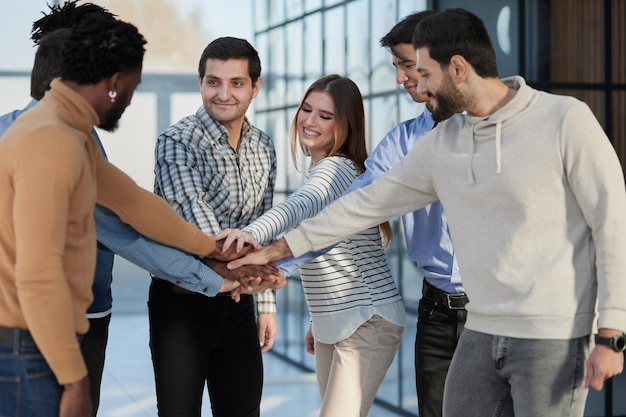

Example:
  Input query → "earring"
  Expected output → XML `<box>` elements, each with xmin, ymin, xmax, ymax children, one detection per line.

<box><xmin>108</xmin><ymin>90</ymin><xmax>117</xmax><ymax>103</ymax></box>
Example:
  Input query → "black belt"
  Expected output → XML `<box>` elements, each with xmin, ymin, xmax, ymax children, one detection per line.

<box><xmin>0</xmin><ymin>326</ymin><xmax>37</xmax><ymax>347</ymax></box>
<box><xmin>0</xmin><ymin>326</ymin><xmax>82</xmax><ymax>348</ymax></box>
<box><xmin>422</xmin><ymin>280</ymin><xmax>468</xmax><ymax>310</ymax></box>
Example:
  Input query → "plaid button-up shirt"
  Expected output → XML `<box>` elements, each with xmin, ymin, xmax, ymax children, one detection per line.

<box><xmin>154</xmin><ymin>105</ymin><xmax>277</xmax><ymax>313</ymax></box>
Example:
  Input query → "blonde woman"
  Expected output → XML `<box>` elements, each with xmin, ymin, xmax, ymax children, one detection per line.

<box><xmin>218</xmin><ymin>74</ymin><xmax>404</xmax><ymax>417</ymax></box>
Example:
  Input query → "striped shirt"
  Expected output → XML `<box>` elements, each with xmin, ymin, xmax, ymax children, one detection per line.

<box><xmin>244</xmin><ymin>156</ymin><xmax>404</xmax><ymax>343</ymax></box>
<box><xmin>154</xmin><ymin>105</ymin><xmax>277</xmax><ymax>313</ymax></box>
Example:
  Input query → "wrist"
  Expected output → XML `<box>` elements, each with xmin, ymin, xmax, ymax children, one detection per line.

<box><xmin>268</xmin><ymin>238</ymin><xmax>292</xmax><ymax>261</ymax></box>
<box><xmin>597</xmin><ymin>328</ymin><xmax>624</xmax><ymax>337</ymax></box>
<box><xmin>64</xmin><ymin>375</ymin><xmax>90</xmax><ymax>389</ymax></box>
<box><xmin>595</xmin><ymin>332</ymin><xmax>626</xmax><ymax>352</ymax></box>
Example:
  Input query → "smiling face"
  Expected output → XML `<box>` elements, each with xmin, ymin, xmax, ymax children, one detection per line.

<box><xmin>198</xmin><ymin>58</ymin><xmax>260</xmax><ymax>128</ymax></box>
<box><xmin>391</xmin><ymin>43</ymin><xmax>430</xmax><ymax>104</ymax></box>
<box><xmin>296</xmin><ymin>91</ymin><xmax>336</xmax><ymax>164</ymax></box>
<box><xmin>416</xmin><ymin>47</ymin><xmax>469</xmax><ymax>122</ymax></box>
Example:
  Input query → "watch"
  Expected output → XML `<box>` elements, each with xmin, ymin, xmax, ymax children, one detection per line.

<box><xmin>594</xmin><ymin>334</ymin><xmax>626</xmax><ymax>352</ymax></box>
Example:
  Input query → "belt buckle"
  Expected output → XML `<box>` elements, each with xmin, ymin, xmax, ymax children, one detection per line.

<box><xmin>444</xmin><ymin>294</ymin><xmax>467</xmax><ymax>310</ymax></box>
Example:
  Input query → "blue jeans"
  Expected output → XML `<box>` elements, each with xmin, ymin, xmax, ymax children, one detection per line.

<box><xmin>443</xmin><ymin>329</ymin><xmax>589</xmax><ymax>417</ymax></box>
<box><xmin>0</xmin><ymin>331</ymin><xmax>63</xmax><ymax>417</ymax></box>
<box><xmin>148</xmin><ymin>278</ymin><xmax>263</xmax><ymax>417</ymax></box>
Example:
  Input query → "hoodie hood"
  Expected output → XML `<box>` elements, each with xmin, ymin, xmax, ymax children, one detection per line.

<box><xmin>464</xmin><ymin>76</ymin><xmax>536</xmax><ymax>183</ymax></box>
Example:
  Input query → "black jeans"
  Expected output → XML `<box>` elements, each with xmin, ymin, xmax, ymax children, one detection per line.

<box><xmin>148</xmin><ymin>279</ymin><xmax>263</xmax><ymax>417</ymax></box>
<box><xmin>415</xmin><ymin>288</ymin><xmax>467</xmax><ymax>417</ymax></box>
<box><xmin>80</xmin><ymin>314</ymin><xmax>111</xmax><ymax>417</ymax></box>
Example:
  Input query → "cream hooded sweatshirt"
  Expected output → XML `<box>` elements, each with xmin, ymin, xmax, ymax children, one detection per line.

<box><xmin>285</xmin><ymin>76</ymin><xmax>626</xmax><ymax>339</ymax></box>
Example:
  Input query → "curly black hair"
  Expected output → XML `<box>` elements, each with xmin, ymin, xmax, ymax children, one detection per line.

<box><xmin>31</xmin><ymin>1</ymin><xmax>117</xmax><ymax>45</ymax></box>
<box><xmin>59</xmin><ymin>13</ymin><xmax>147</xmax><ymax>85</ymax></box>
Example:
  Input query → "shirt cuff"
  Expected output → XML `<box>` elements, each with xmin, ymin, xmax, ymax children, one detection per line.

<box><xmin>255</xmin><ymin>289</ymin><xmax>276</xmax><ymax>314</ymax></box>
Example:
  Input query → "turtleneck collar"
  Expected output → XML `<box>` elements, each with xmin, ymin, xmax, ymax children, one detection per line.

<box><xmin>46</xmin><ymin>78</ymin><xmax>101</xmax><ymax>138</ymax></box>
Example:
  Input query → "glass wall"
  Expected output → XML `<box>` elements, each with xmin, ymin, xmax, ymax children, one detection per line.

<box><xmin>253</xmin><ymin>1</ymin><xmax>430</xmax><ymax>415</ymax></box>
<box><xmin>253</xmin><ymin>0</ymin><xmax>428</xmax><ymax>194</ymax></box>
<box><xmin>253</xmin><ymin>1</ymin><xmax>626</xmax><ymax>416</ymax></box>
<box><xmin>524</xmin><ymin>0</ymin><xmax>626</xmax><ymax>176</ymax></box>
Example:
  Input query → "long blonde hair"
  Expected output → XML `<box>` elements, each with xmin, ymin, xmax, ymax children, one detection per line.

<box><xmin>289</xmin><ymin>74</ymin><xmax>393</xmax><ymax>246</ymax></box>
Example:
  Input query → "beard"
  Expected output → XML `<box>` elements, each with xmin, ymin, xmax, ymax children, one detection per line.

<box><xmin>99</xmin><ymin>98</ymin><xmax>128</xmax><ymax>132</ymax></box>
<box><xmin>430</xmin><ymin>73</ymin><xmax>469</xmax><ymax>122</ymax></box>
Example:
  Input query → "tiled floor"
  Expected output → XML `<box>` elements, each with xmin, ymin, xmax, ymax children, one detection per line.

<box><xmin>98</xmin><ymin>258</ymin><xmax>399</xmax><ymax>416</ymax></box>
<box><xmin>98</xmin><ymin>312</ymin><xmax>399</xmax><ymax>417</ymax></box>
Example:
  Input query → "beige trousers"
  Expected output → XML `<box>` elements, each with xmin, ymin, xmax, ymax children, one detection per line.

<box><xmin>314</xmin><ymin>315</ymin><xmax>404</xmax><ymax>417</ymax></box>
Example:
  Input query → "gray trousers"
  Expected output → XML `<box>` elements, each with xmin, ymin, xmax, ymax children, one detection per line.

<box><xmin>444</xmin><ymin>329</ymin><xmax>589</xmax><ymax>417</ymax></box>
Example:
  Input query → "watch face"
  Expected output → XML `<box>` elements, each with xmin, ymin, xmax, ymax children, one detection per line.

<box><xmin>615</xmin><ymin>336</ymin><xmax>626</xmax><ymax>351</ymax></box>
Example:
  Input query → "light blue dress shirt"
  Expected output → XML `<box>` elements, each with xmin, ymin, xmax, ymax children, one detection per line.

<box><xmin>94</xmin><ymin>206</ymin><xmax>222</xmax><ymax>295</ymax></box>
<box><xmin>281</xmin><ymin>109</ymin><xmax>463</xmax><ymax>294</ymax></box>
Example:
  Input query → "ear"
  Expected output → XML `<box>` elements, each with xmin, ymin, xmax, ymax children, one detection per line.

<box><xmin>107</xmin><ymin>72</ymin><xmax>122</xmax><ymax>92</ymax></box>
<box><xmin>252</xmin><ymin>76</ymin><xmax>262</xmax><ymax>98</ymax></box>
<box><xmin>448</xmin><ymin>55</ymin><xmax>469</xmax><ymax>82</ymax></box>
<box><xmin>197</xmin><ymin>74</ymin><xmax>203</xmax><ymax>89</ymax></box>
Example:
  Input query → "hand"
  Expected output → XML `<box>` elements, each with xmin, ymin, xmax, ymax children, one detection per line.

<box><xmin>229</xmin><ymin>272</ymin><xmax>287</xmax><ymax>302</ymax></box>
<box><xmin>205</xmin><ymin>258</ymin><xmax>285</xmax><ymax>295</ymax></box>
<box><xmin>258</xmin><ymin>313</ymin><xmax>277</xmax><ymax>353</ymax></box>
<box><xmin>585</xmin><ymin>330</ymin><xmax>625</xmax><ymax>391</ymax></box>
<box><xmin>215</xmin><ymin>228</ymin><xmax>261</xmax><ymax>253</ymax></box>
<box><xmin>60</xmin><ymin>376</ymin><xmax>92</xmax><ymax>417</ymax></box>
<box><xmin>227</xmin><ymin>238</ymin><xmax>293</xmax><ymax>269</ymax></box>
<box><xmin>208</xmin><ymin>238</ymin><xmax>254</xmax><ymax>262</ymax></box>
<box><xmin>305</xmin><ymin>324</ymin><xmax>314</xmax><ymax>355</ymax></box>
<box><xmin>217</xmin><ymin>276</ymin><xmax>241</xmax><ymax>295</ymax></box>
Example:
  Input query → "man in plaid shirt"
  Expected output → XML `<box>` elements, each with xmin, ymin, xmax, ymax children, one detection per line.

<box><xmin>149</xmin><ymin>37</ymin><xmax>277</xmax><ymax>417</ymax></box>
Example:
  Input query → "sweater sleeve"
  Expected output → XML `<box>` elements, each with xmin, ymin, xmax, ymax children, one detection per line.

<box><xmin>94</xmin><ymin>205</ymin><xmax>223</xmax><ymax>296</ymax></box>
<box><xmin>284</xmin><ymin>137</ymin><xmax>439</xmax><ymax>258</ymax></box>
<box><xmin>244</xmin><ymin>157</ymin><xmax>358</xmax><ymax>245</ymax></box>
<box><xmin>560</xmin><ymin>100</ymin><xmax>626</xmax><ymax>332</ymax></box>
<box><xmin>13</xmin><ymin>127</ymin><xmax>87</xmax><ymax>384</ymax></box>
<box><xmin>94</xmin><ymin>154</ymin><xmax>215</xmax><ymax>258</ymax></box>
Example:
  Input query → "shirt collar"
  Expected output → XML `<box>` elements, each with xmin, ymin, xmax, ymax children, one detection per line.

<box><xmin>195</xmin><ymin>106</ymin><xmax>253</xmax><ymax>146</ymax></box>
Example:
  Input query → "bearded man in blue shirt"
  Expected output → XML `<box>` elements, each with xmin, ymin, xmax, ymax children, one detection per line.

<box><xmin>370</xmin><ymin>12</ymin><xmax>466</xmax><ymax>417</ymax></box>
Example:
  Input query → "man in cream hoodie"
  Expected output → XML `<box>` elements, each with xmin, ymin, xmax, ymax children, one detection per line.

<box><xmin>228</xmin><ymin>8</ymin><xmax>626</xmax><ymax>417</ymax></box>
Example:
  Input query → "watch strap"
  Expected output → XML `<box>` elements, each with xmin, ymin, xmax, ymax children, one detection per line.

<box><xmin>595</xmin><ymin>334</ymin><xmax>626</xmax><ymax>352</ymax></box>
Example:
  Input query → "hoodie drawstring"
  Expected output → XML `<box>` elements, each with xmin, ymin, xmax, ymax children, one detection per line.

<box><xmin>495</xmin><ymin>121</ymin><xmax>502</xmax><ymax>174</ymax></box>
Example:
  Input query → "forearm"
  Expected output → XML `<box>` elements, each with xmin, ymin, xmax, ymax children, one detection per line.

<box><xmin>94</xmin><ymin>205</ymin><xmax>223</xmax><ymax>296</ymax></box>
<box><xmin>247</xmin><ymin>160</ymin><xmax>354</xmax><ymax>245</ymax></box>
<box><xmin>276</xmin><ymin>247</ymin><xmax>332</xmax><ymax>276</ymax></box>
<box><xmin>96</xmin><ymin>160</ymin><xmax>215</xmax><ymax>257</ymax></box>
<box><xmin>563</xmin><ymin>104</ymin><xmax>626</xmax><ymax>331</ymax></box>
<box><xmin>284</xmin><ymin>159</ymin><xmax>435</xmax><ymax>257</ymax></box>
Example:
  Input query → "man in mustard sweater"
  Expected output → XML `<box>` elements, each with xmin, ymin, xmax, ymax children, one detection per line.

<box><xmin>0</xmin><ymin>14</ymin><xmax>251</xmax><ymax>417</ymax></box>
<box><xmin>0</xmin><ymin>4</ymin><xmax>281</xmax><ymax>416</ymax></box>
<box><xmin>228</xmin><ymin>8</ymin><xmax>626</xmax><ymax>417</ymax></box>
